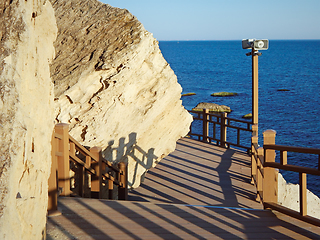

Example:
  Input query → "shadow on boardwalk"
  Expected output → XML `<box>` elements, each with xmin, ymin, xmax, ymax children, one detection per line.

<box><xmin>47</xmin><ymin>138</ymin><xmax>320</xmax><ymax>239</ymax></box>
<box><xmin>129</xmin><ymin>138</ymin><xmax>260</xmax><ymax>209</ymax></box>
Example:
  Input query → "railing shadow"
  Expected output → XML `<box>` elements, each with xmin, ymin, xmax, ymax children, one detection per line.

<box><xmin>128</xmin><ymin>138</ymin><xmax>259</xmax><ymax>209</ymax></box>
<box><xmin>102</xmin><ymin>132</ymin><xmax>158</xmax><ymax>189</ymax></box>
<box><xmin>47</xmin><ymin>197</ymin><xmax>320</xmax><ymax>239</ymax></box>
<box><xmin>47</xmin><ymin>137</ymin><xmax>320</xmax><ymax>239</ymax></box>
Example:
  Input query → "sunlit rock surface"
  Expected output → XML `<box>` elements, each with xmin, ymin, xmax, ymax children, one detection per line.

<box><xmin>0</xmin><ymin>0</ymin><xmax>57</xmax><ymax>238</ymax></box>
<box><xmin>278</xmin><ymin>173</ymin><xmax>320</xmax><ymax>219</ymax></box>
<box><xmin>50</xmin><ymin>0</ymin><xmax>192</xmax><ymax>188</ymax></box>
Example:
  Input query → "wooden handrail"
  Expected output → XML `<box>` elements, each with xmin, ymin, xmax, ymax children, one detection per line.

<box><xmin>188</xmin><ymin>109</ymin><xmax>252</xmax><ymax>151</ymax></box>
<box><xmin>264</xmin><ymin>144</ymin><xmax>320</xmax><ymax>155</ymax></box>
<box><xmin>48</xmin><ymin>123</ymin><xmax>128</xmax><ymax>215</ymax></box>
<box><xmin>69</xmin><ymin>135</ymin><xmax>121</xmax><ymax>173</ymax></box>
<box><xmin>69</xmin><ymin>135</ymin><xmax>99</xmax><ymax>162</ymax></box>
<box><xmin>264</xmin><ymin>162</ymin><xmax>320</xmax><ymax>176</ymax></box>
<box><xmin>189</xmin><ymin>109</ymin><xmax>252</xmax><ymax>124</ymax></box>
<box><xmin>251</xmin><ymin>129</ymin><xmax>320</xmax><ymax>227</ymax></box>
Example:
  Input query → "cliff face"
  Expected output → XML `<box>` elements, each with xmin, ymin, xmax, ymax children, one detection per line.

<box><xmin>0</xmin><ymin>0</ymin><xmax>57</xmax><ymax>238</ymax></box>
<box><xmin>50</xmin><ymin>0</ymin><xmax>192</xmax><ymax>188</ymax></box>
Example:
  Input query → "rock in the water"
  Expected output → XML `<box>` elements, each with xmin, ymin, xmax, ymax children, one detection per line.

<box><xmin>211</xmin><ymin>92</ymin><xmax>238</xmax><ymax>97</ymax></box>
<box><xmin>50</xmin><ymin>0</ymin><xmax>193</xmax><ymax>188</ymax></box>
<box><xmin>242</xmin><ymin>113</ymin><xmax>252</xmax><ymax>119</ymax></box>
<box><xmin>0</xmin><ymin>0</ymin><xmax>57</xmax><ymax>239</ymax></box>
<box><xmin>192</xmin><ymin>102</ymin><xmax>231</xmax><ymax>113</ymax></box>
<box><xmin>182</xmin><ymin>92</ymin><xmax>196</xmax><ymax>96</ymax></box>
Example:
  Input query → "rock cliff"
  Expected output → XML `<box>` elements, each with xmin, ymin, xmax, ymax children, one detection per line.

<box><xmin>278</xmin><ymin>173</ymin><xmax>320</xmax><ymax>219</ymax></box>
<box><xmin>50</xmin><ymin>0</ymin><xmax>193</xmax><ymax>188</ymax></box>
<box><xmin>0</xmin><ymin>0</ymin><xmax>57</xmax><ymax>239</ymax></box>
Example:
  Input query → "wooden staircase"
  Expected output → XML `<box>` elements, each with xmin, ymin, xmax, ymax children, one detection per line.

<box><xmin>48</xmin><ymin>123</ymin><xmax>128</xmax><ymax>215</ymax></box>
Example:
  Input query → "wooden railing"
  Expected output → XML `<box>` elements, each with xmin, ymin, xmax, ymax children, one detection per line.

<box><xmin>48</xmin><ymin>123</ymin><xmax>128</xmax><ymax>215</ymax></box>
<box><xmin>188</xmin><ymin>109</ymin><xmax>252</xmax><ymax>152</ymax></box>
<box><xmin>251</xmin><ymin>129</ymin><xmax>320</xmax><ymax>226</ymax></box>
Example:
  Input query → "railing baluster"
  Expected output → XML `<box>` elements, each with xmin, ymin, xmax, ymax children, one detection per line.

<box><xmin>280</xmin><ymin>150</ymin><xmax>287</xmax><ymax>165</ymax></box>
<box><xmin>237</xmin><ymin>128</ymin><xmax>240</xmax><ymax>146</ymax></box>
<box><xmin>70</xmin><ymin>142</ymin><xmax>85</xmax><ymax>197</ymax></box>
<box><xmin>86</xmin><ymin>156</ymin><xmax>91</xmax><ymax>167</ymax></box>
<box><xmin>202</xmin><ymin>109</ymin><xmax>209</xmax><ymax>143</ymax></box>
<box><xmin>118</xmin><ymin>162</ymin><xmax>128</xmax><ymax>200</ymax></box>
<box><xmin>220</xmin><ymin>112</ymin><xmax>227</xmax><ymax>148</ymax></box>
<box><xmin>108</xmin><ymin>178</ymin><xmax>114</xmax><ymax>200</ymax></box>
<box><xmin>251</xmin><ymin>125</ymin><xmax>259</xmax><ymax>184</ymax></box>
<box><xmin>251</xmin><ymin>135</ymin><xmax>258</xmax><ymax>184</ymax></box>
<box><xmin>299</xmin><ymin>172</ymin><xmax>307</xmax><ymax>216</ymax></box>
<box><xmin>83</xmin><ymin>156</ymin><xmax>91</xmax><ymax>197</ymax></box>
<box><xmin>257</xmin><ymin>147</ymin><xmax>264</xmax><ymax>202</ymax></box>
<box><xmin>78</xmin><ymin>166</ymin><xmax>85</xmax><ymax>197</ymax></box>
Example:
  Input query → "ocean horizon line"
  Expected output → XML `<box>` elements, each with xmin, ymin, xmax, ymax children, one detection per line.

<box><xmin>158</xmin><ymin>39</ymin><xmax>320</xmax><ymax>42</ymax></box>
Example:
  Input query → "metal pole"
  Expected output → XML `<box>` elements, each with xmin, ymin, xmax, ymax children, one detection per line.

<box><xmin>252</xmin><ymin>49</ymin><xmax>259</xmax><ymax>127</ymax></box>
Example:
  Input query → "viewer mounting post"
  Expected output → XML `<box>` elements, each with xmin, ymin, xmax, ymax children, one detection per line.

<box><xmin>242</xmin><ymin>39</ymin><xmax>269</xmax><ymax>133</ymax></box>
<box><xmin>243</xmin><ymin>39</ymin><xmax>268</xmax><ymax>185</ymax></box>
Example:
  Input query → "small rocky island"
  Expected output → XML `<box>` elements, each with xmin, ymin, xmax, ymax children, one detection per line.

<box><xmin>211</xmin><ymin>92</ymin><xmax>238</xmax><ymax>97</ymax></box>
<box><xmin>192</xmin><ymin>102</ymin><xmax>231</xmax><ymax>113</ymax></box>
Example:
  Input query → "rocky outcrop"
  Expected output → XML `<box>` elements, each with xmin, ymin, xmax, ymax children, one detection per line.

<box><xmin>0</xmin><ymin>0</ymin><xmax>57</xmax><ymax>239</ymax></box>
<box><xmin>50</xmin><ymin>0</ymin><xmax>192</xmax><ymax>188</ymax></box>
<box><xmin>192</xmin><ymin>102</ymin><xmax>231</xmax><ymax>113</ymax></box>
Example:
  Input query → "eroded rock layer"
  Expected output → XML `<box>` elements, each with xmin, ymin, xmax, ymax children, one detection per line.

<box><xmin>50</xmin><ymin>0</ymin><xmax>192</xmax><ymax>188</ymax></box>
<box><xmin>0</xmin><ymin>0</ymin><xmax>57</xmax><ymax>238</ymax></box>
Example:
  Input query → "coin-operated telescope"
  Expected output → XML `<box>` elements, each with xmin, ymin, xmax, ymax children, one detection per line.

<box><xmin>242</xmin><ymin>39</ymin><xmax>269</xmax><ymax>50</ymax></box>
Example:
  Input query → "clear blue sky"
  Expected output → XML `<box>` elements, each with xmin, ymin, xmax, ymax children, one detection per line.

<box><xmin>102</xmin><ymin>0</ymin><xmax>320</xmax><ymax>41</ymax></box>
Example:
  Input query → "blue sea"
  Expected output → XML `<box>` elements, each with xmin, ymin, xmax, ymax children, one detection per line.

<box><xmin>159</xmin><ymin>40</ymin><xmax>320</xmax><ymax>197</ymax></box>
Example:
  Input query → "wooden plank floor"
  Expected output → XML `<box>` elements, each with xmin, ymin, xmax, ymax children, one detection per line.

<box><xmin>47</xmin><ymin>138</ymin><xmax>320</xmax><ymax>239</ymax></box>
<box><xmin>129</xmin><ymin>138</ymin><xmax>262</xmax><ymax>209</ymax></box>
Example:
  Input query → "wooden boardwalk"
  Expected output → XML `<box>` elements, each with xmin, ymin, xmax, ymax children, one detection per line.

<box><xmin>47</xmin><ymin>138</ymin><xmax>320</xmax><ymax>239</ymax></box>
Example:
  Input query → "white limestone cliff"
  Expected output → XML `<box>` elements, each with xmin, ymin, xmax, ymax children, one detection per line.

<box><xmin>0</xmin><ymin>0</ymin><xmax>57</xmax><ymax>239</ymax></box>
<box><xmin>50</xmin><ymin>0</ymin><xmax>193</xmax><ymax>188</ymax></box>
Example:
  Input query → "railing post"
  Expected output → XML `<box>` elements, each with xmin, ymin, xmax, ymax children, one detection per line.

<box><xmin>256</xmin><ymin>147</ymin><xmax>264</xmax><ymax>202</ymax></box>
<box><xmin>71</xmin><ymin>141</ymin><xmax>85</xmax><ymax>197</ymax></box>
<box><xmin>48</xmin><ymin>130</ymin><xmax>60</xmax><ymax>215</ymax></box>
<box><xmin>263</xmin><ymin>129</ymin><xmax>278</xmax><ymax>204</ymax></box>
<box><xmin>90</xmin><ymin>147</ymin><xmax>103</xmax><ymax>199</ymax></box>
<box><xmin>300</xmin><ymin>172</ymin><xmax>307</xmax><ymax>216</ymax></box>
<box><xmin>220</xmin><ymin>112</ymin><xmax>227</xmax><ymax>148</ymax></box>
<box><xmin>202</xmin><ymin>109</ymin><xmax>209</xmax><ymax>143</ymax></box>
<box><xmin>118</xmin><ymin>162</ymin><xmax>128</xmax><ymax>200</ymax></box>
<box><xmin>251</xmin><ymin>124</ymin><xmax>259</xmax><ymax>184</ymax></box>
<box><xmin>251</xmin><ymin>135</ymin><xmax>258</xmax><ymax>184</ymax></box>
<box><xmin>55</xmin><ymin>123</ymin><xmax>71</xmax><ymax>197</ymax></box>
